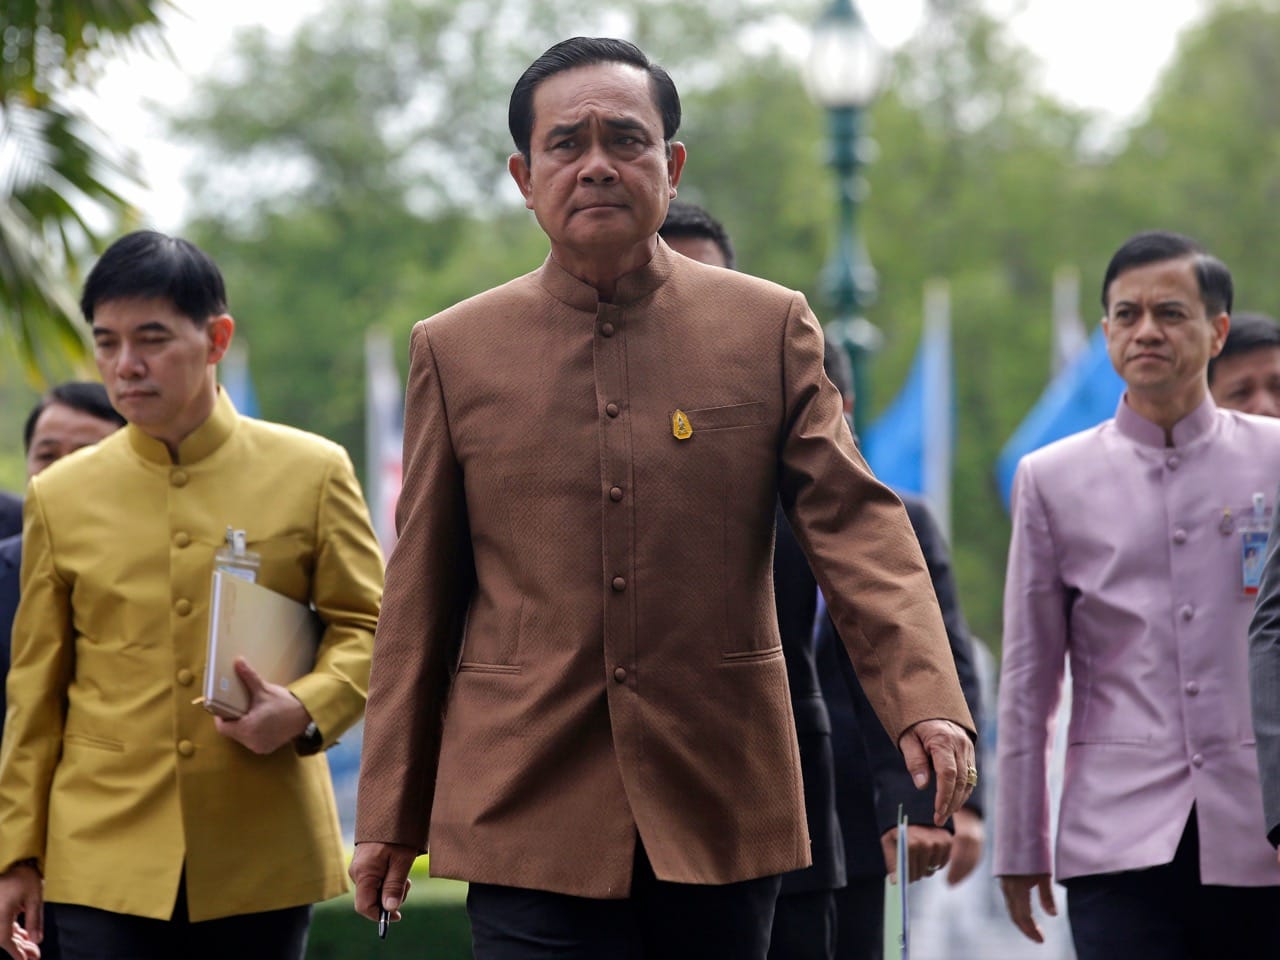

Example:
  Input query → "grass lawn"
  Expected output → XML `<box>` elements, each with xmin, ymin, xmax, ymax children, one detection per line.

<box><xmin>306</xmin><ymin>877</ymin><xmax>471</xmax><ymax>960</ymax></box>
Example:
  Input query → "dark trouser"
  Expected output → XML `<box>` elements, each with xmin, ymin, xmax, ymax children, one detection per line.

<box><xmin>467</xmin><ymin>840</ymin><xmax>782</xmax><ymax>959</ymax></box>
<box><xmin>830</xmin><ymin>876</ymin><xmax>883</xmax><ymax>960</ymax></box>
<box><xmin>1065</xmin><ymin>809</ymin><xmax>1280</xmax><ymax>960</ymax></box>
<box><xmin>51</xmin><ymin>872</ymin><xmax>311</xmax><ymax>960</ymax></box>
<box><xmin>767</xmin><ymin>888</ymin><xmax>837</xmax><ymax>960</ymax></box>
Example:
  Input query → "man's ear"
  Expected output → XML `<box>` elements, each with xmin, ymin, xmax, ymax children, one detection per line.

<box><xmin>666</xmin><ymin>141</ymin><xmax>687</xmax><ymax>197</ymax></box>
<box><xmin>207</xmin><ymin>314</ymin><xmax>235</xmax><ymax>365</ymax></box>
<box><xmin>1209</xmin><ymin>311</ymin><xmax>1230</xmax><ymax>358</ymax></box>
<box><xmin>509</xmin><ymin>153</ymin><xmax>534</xmax><ymax>210</ymax></box>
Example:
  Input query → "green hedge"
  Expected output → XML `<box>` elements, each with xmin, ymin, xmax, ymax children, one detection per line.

<box><xmin>306</xmin><ymin>879</ymin><xmax>471</xmax><ymax>960</ymax></box>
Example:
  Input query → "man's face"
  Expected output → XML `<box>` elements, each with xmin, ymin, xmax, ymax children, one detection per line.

<box><xmin>25</xmin><ymin>403</ymin><xmax>121</xmax><ymax>478</ymax></box>
<box><xmin>508</xmin><ymin>62</ymin><xmax>686</xmax><ymax>275</ymax></box>
<box><xmin>91</xmin><ymin>296</ymin><xmax>232</xmax><ymax>447</ymax></box>
<box><xmin>1102</xmin><ymin>257</ymin><xmax>1228</xmax><ymax>402</ymax></box>
<box><xmin>1210</xmin><ymin>346</ymin><xmax>1280</xmax><ymax>418</ymax></box>
<box><xmin>664</xmin><ymin>235</ymin><xmax>728</xmax><ymax>269</ymax></box>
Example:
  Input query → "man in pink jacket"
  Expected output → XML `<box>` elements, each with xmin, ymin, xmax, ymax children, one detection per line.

<box><xmin>996</xmin><ymin>230</ymin><xmax>1280</xmax><ymax>958</ymax></box>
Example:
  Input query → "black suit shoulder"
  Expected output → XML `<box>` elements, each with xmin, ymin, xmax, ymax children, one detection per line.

<box><xmin>0</xmin><ymin>532</ymin><xmax>23</xmax><ymax>743</ymax></box>
<box><xmin>0</xmin><ymin>492</ymin><xmax>21</xmax><ymax>540</ymax></box>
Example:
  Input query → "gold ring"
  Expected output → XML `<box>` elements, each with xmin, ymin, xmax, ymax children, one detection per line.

<box><xmin>965</xmin><ymin>765</ymin><xmax>978</xmax><ymax>787</ymax></box>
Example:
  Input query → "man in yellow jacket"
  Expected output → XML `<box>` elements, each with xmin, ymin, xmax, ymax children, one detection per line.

<box><xmin>0</xmin><ymin>231</ymin><xmax>384</xmax><ymax>959</ymax></box>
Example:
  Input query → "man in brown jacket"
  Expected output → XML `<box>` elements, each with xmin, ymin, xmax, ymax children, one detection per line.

<box><xmin>352</xmin><ymin>37</ymin><xmax>976</xmax><ymax>959</ymax></box>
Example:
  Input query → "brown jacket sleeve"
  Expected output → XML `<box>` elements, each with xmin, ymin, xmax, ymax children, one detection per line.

<box><xmin>355</xmin><ymin>322</ymin><xmax>473</xmax><ymax>849</ymax></box>
<box><xmin>776</xmin><ymin>295</ymin><xmax>974</xmax><ymax>742</ymax></box>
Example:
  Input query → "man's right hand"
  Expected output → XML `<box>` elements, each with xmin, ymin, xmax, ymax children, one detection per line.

<box><xmin>0</xmin><ymin>863</ymin><xmax>43</xmax><ymax>959</ymax></box>
<box><xmin>999</xmin><ymin>873</ymin><xmax>1057</xmax><ymax>943</ymax></box>
<box><xmin>349</xmin><ymin>842</ymin><xmax>419</xmax><ymax>925</ymax></box>
<box><xmin>881</xmin><ymin>824</ymin><xmax>952</xmax><ymax>883</ymax></box>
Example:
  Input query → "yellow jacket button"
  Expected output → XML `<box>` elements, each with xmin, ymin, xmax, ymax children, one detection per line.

<box><xmin>177</xmin><ymin>740</ymin><xmax>195</xmax><ymax>757</ymax></box>
<box><xmin>175</xmin><ymin>598</ymin><xmax>193</xmax><ymax>616</ymax></box>
<box><xmin>171</xmin><ymin>470</ymin><xmax>189</xmax><ymax>487</ymax></box>
<box><xmin>176</xmin><ymin>669</ymin><xmax>194</xmax><ymax>686</ymax></box>
<box><xmin>174</xmin><ymin>532</ymin><xmax>191</xmax><ymax>548</ymax></box>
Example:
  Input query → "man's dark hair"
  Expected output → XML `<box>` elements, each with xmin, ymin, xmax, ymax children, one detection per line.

<box><xmin>509</xmin><ymin>37</ymin><xmax>681</xmax><ymax>163</ymax></box>
<box><xmin>659</xmin><ymin>201</ymin><xmax>736</xmax><ymax>270</ymax></box>
<box><xmin>80</xmin><ymin>230</ymin><xmax>229</xmax><ymax>326</ymax></box>
<box><xmin>23</xmin><ymin>381</ymin><xmax>125</xmax><ymax>453</ymax></box>
<box><xmin>1209</xmin><ymin>312</ymin><xmax>1280</xmax><ymax>385</ymax></box>
<box><xmin>1100</xmin><ymin>230</ymin><xmax>1233</xmax><ymax>317</ymax></box>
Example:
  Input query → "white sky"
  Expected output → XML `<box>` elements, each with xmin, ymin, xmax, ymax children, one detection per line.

<box><xmin>76</xmin><ymin>0</ymin><xmax>1210</xmax><ymax>229</ymax></box>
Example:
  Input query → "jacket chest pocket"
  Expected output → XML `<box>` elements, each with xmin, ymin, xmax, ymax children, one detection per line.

<box><xmin>674</xmin><ymin>401</ymin><xmax>767</xmax><ymax>433</ymax></box>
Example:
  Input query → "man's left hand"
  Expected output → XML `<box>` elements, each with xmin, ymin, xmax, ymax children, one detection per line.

<box><xmin>897</xmin><ymin>718</ymin><xmax>975</xmax><ymax>826</ymax></box>
<box><xmin>214</xmin><ymin>657</ymin><xmax>311</xmax><ymax>754</ymax></box>
<box><xmin>880</xmin><ymin>824</ymin><xmax>951</xmax><ymax>884</ymax></box>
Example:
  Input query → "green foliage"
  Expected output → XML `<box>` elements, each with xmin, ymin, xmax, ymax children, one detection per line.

<box><xmin>0</xmin><ymin>0</ymin><xmax>168</xmax><ymax>384</ymax></box>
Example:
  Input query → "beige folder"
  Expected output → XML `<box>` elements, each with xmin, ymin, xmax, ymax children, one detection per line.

<box><xmin>202</xmin><ymin>570</ymin><xmax>320</xmax><ymax>719</ymax></box>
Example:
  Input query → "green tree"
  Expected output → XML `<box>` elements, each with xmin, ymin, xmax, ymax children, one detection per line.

<box><xmin>1</xmin><ymin>0</ymin><xmax>169</xmax><ymax>379</ymax></box>
<box><xmin>1103</xmin><ymin>0</ymin><xmax>1280</xmax><ymax>311</ymax></box>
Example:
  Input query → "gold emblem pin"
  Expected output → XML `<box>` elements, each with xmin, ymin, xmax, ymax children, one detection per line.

<box><xmin>672</xmin><ymin>409</ymin><xmax>693</xmax><ymax>440</ymax></box>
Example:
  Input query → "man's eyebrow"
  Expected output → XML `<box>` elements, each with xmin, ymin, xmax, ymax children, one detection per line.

<box><xmin>604</xmin><ymin>117</ymin><xmax>646</xmax><ymax>133</ymax></box>
<box><xmin>544</xmin><ymin>117</ymin><xmax>648</xmax><ymax>141</ymax></box>
<box><xmin>546</xmin><ymin>120</ymin><xmax>585</xmax><ymax>141</ymax></box>
<box><xmin>91</xmin><ymin>321</ymin><xmax>171</xmax><ymax>337</ymax></box>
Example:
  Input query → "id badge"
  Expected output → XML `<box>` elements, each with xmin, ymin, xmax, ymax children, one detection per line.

<box><xmin>1241</xmin><ymin>492</ymin><xmax>1270</xmax><ymax>596</ymax></box>
<box><xmin>215</xmin><ymin>527</ymin><xmax>260</xmax><ymax>583</ymax></box>
<box><xmin>1243</xmin><ymin>531</ymin><xmax>1268</xmax><ymax>596</ymax></box>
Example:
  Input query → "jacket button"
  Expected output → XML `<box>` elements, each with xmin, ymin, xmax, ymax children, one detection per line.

<box><xmin>605</xmin><ymin>402</ymin><xmax>620</xmax><ymax>418</ymax></box>
<box><xmin>1166</xmin><ymin>455</ymin><xmax>1181</xmax><ymax>470</ymax></box>
<box><xmin>175</xmin><ymin>598</ymin><xmax>193</xmax><ymax>616</ymax></box>
<box><xmin>1172</xmin><ymin>529</ymin><xmax>1187</xmax><ymax>545</ymax></box>
<box><xmin>600</xmin><ymin>322</ymin><xmax>615</xmax><ymax>338</ymax></box>
<box><xmin>171</xmin><ymin>469</ymin><xmax>189</xmax><ymax>487</ymax></box>
<box><xmin>1184</xmin><ymin>681</ymin><xmax>1199</xmax><ymax>696</ymax></box>
<box><xmin>1178</xmin><ymin>605</ymin><xmax>1194</xmax><ymax>621</ymax></box>
<box><xmin>609</xmin><ymin>486</ymin><xmax>623</xmax><ymax>502</ymax></box>
<box><xmin>613</xmin><ymin>667</ymin><xmax>627</xmax><ymax>683</ymax></box>
<box><xmin>177</xmin><ymin>740</ymin><xmax>195</xmax><ymax>757</ymax></box>
<box><xmin>1191</xmin><ymin>753</ymin><xmax>1204</xmax><ymax>768</ymax></box>
<box><xmin>174</xmin><ymin>531</ymin><xmax>191</xmax><ymax>548</ymax></box>
<box><xmin>177</xmin><ymin>668</ymin><xmax>194</xmax><ymax>686</ymax></box>
<box><xmin>611</xmin><ymin>576</ymin><xmax>626</xmax><ymax>592</ymax></box>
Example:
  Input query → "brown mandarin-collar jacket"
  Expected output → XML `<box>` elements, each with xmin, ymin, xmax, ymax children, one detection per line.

<box><xmin>356</xmin><ymin>241</ymin><xmax>973</xmax><ymax>897</ymax></box>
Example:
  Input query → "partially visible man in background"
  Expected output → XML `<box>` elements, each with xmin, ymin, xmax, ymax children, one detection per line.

<box><xmin>0</xmin><ymin>494</ymin><xmax>20</xmax><ymax>541</ymax></box>
<box><xmin>660</xmin><ymin>200</ymin><xmax>985</xmax><ymax>960</ymax></box>
<box><xmin>661</xmin><ymin>200</ymin><xmax>845</xmax><ymax>960</ymax></box>
<box><xmin>1207</xmin><ymin>311</ymin><xmax>1280</xmax><ymax>417</ymax></box>
<box><xmin>0</xmin><ymin>382</ymin><xmax>126</xmax><ymax>737</ymax></box>
<box><xmin>812</xmin><ymin>351</ymin><xmax>985</xmax><ymax>960</ymax></box>
<box><xmin>0</xmin><ymin>381</ymin><xmax>125</xmax><ymax>960</ymax></box>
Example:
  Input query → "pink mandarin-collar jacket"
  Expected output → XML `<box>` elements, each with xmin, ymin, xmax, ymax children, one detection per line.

<box><xmin>997</xmin><ymin>394</ymin><xmax>1280</xmax><ymax>886</ymax></box>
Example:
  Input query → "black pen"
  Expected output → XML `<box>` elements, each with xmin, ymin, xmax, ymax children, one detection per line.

<box><xmin>378</xmin><ymin>906</ymin><xmax>389</xmax><ymax>940</ymax></box>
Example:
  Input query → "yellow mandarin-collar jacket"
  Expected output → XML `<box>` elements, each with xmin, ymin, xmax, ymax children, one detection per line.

<box><xmin>0</xmin><ymin>390</ymin><xmax>384</xmax><ymax>921</ymax></box>
<box><xmin>357</xmin><ymin>244</ymin><xmax>974</xmax><ymax>897</ymax></box>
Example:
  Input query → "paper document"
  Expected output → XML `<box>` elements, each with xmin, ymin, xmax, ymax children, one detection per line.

<box><xmin>202</xmin><ymin>570</ymin><xmax>319</xmax><ymax>718</ymax></box>
<box><xmin>883</xmin><ymin>805</ymin><xmax>910</xmax><ymax>960</ymax></box>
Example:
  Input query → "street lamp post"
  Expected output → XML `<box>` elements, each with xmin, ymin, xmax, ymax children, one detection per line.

<box><xmin>803</xmin><ymin>0</ymin><xmax>886</xmax><ymax>437</ymax></box>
